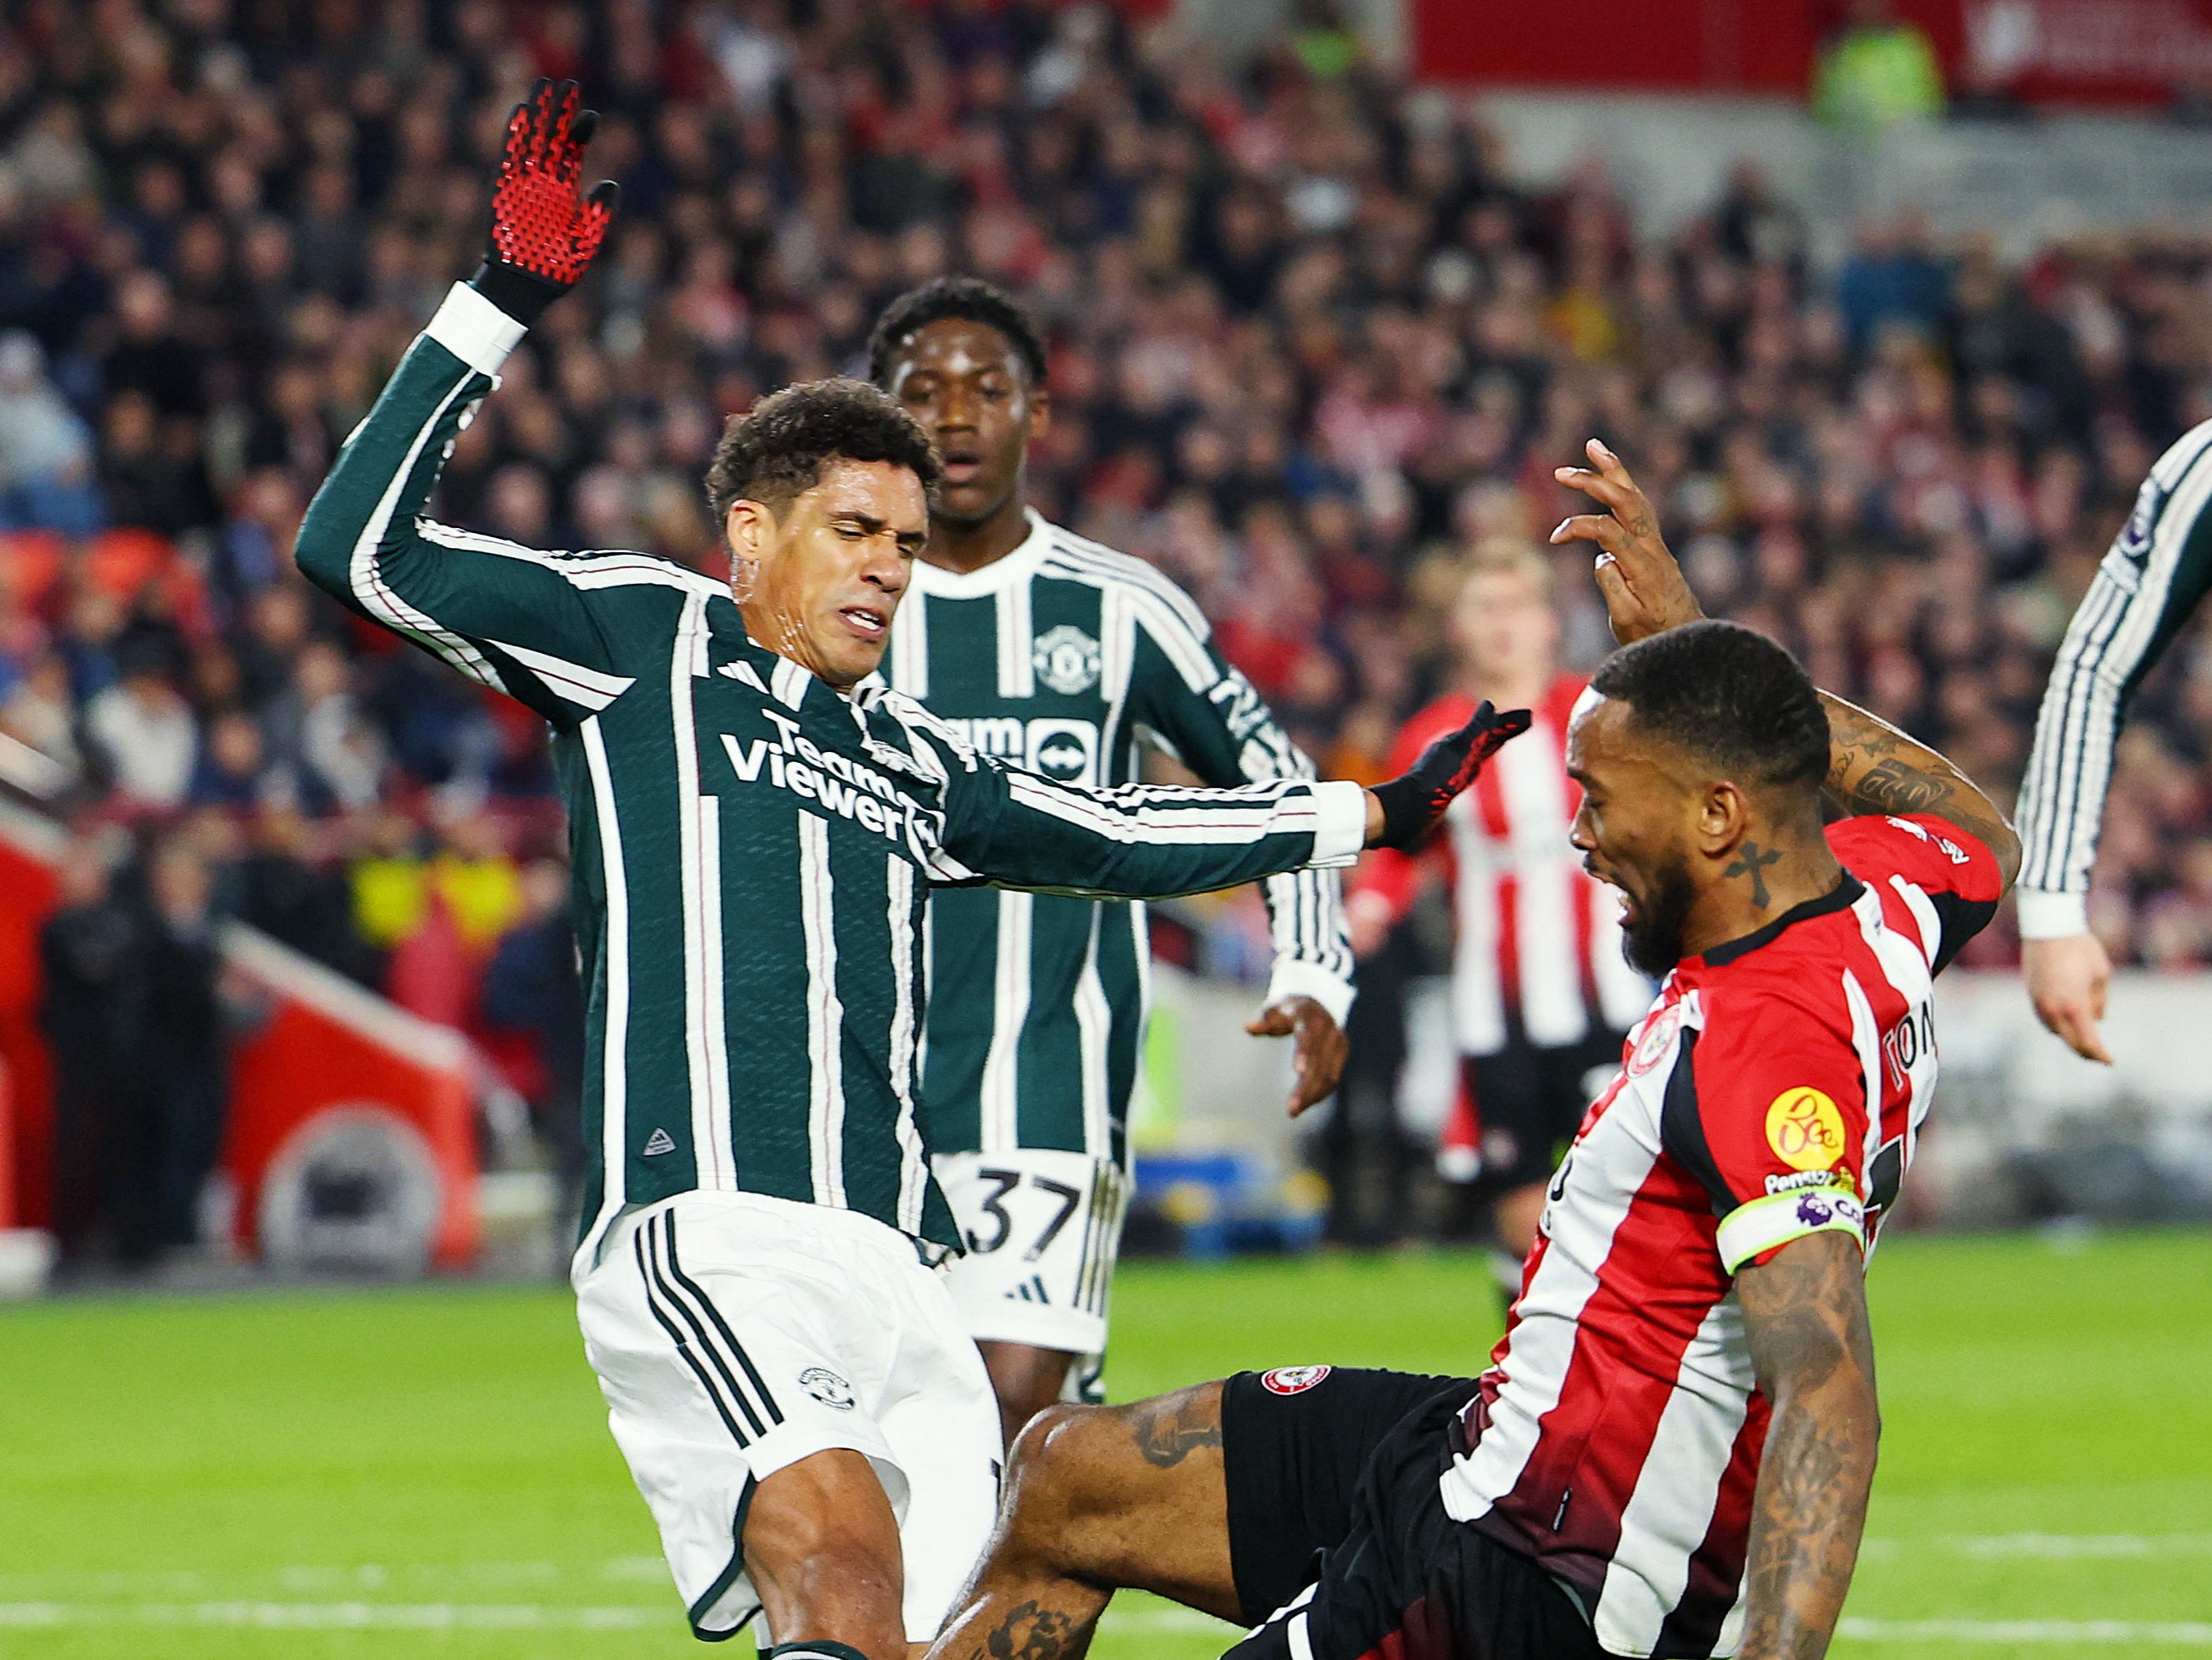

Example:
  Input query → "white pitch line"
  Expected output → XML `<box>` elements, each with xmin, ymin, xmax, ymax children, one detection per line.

<box><xmin>1840</xmin><ymin>1618</ymin><xmax>2212</xmax><ymax>1645</ymax></box>
<box><xmin>0</xmin><ymin>1602</ymin><xmax>672</xmax><ymax>1631</ymax></box>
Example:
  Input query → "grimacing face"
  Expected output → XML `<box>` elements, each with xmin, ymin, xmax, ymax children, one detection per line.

<box><xmin>1566</xmin><ymin>692</ymin><xmax>1705</xmax><ymax>976</ymax></box>
<box><xmin>884</xmin><ymin>317</ymin><xmax>1046</xmax><ymax>527</ymax></box>
<box><xmin>725</xmin><ymin>458</ymin><xmax>929</xmax><ymax>690</ymax></box>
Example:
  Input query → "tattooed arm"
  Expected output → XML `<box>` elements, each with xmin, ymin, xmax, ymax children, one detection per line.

<box><xmin>1818</xmin><ymin>692</ymin><xmax>2021</xmax><ymax>890</ymax></box>
<box><xmin>1735</xmin><ymin>1231</ymin><xmax>1881</xmax><ymax>1660</ymax></box>
<box><xmin>1550</xmin><ymin>438</ymin><xmax>2021</xmax><ymax>892</ymax></box>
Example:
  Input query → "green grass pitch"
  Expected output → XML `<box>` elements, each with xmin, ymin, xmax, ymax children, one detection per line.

<box><xmin>0</xmin><ymin>1230</ymin><xmax>2206</xmax><ymax>1658</ymax></box>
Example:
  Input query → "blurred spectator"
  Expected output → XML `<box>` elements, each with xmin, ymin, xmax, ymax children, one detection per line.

<box><xmin>481</xmin><ymin>857</ymin><xmax>587</xmax><ymax>1234</ymax></box>
<box><xmin>0</xmin><ymin>330</ymin><xmax>99</xmax><ymax>533</ymax></box>
<box><xmin>143</xmin><ymin>835</ymin><xmax>229</xmax><ymax>1254</ymax></box>
<box><xmin>84</xmin><ymin>647</ymin><xmax>196</xmax><ymax>810</ymax></box>
<box><xmin>1</xmin><ymin>652</ymin><xmax>82</xmax><ymax>784</ymax></box>
<box><xmin>39</xmin><ymin>840</ymin><xmax>158</xmax><ymax>1272</ymax></box>
<box><xmin>235</xmin><ymin>807</ymin><xmax>377</xmax><ymax>985</ymax></box>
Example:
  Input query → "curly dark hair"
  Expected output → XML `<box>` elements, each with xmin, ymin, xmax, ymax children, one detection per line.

<box><xmin>703</xmin><ymin>378</ymin><xmax>941</xmax><ymax>526</ymax></box>
<box><xmin>866</xmin><ymin>276</ymin><xmax>1048</xmax><ymax>389</ymax></box>
<box><xmin>1590</xmin><ymin>619</ymin><xmax>1830</xmax><ymax>797</ymax></box>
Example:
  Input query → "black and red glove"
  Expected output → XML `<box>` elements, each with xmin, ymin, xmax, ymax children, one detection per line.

<box><xmin>469</xmin><ymin>78</ymin><xmax>618</xmax><ymax>327</ymax></box>
<box><xmin>1366</xmin><ymin>700</ymin><xmax>1532</xmax><ymax>850</ymax></box>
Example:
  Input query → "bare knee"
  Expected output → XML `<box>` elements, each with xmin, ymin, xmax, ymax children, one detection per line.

<box><xmin>1000</xmin><ymin>1385</ymin><xmax>1223</xmax><ymax>1564</ymax></box>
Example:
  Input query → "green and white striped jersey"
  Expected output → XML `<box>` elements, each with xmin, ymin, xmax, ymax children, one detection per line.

<box><xmin>2018</xmin><ymin>416</ymin><xmax>2212</xmax><ymax>938</ymax></box>
<box><xmin>886</xmin><ymin>513</ymin><xmax>1353</xmax><ymax>1164</ymax></box>
<box><xmin>295</xmin><ymin>284</ymin><xmax>1367</xmax><ymax>1260</ymax></box>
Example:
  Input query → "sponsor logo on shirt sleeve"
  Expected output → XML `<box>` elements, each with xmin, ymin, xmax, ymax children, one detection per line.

<box><xmin>1764</xmin><ymin>1086</ymin><xmax>1848</xmax><ymax>1172</ymax></box>
<box><xmin>1260</xmin><ymin>1365</ymin><xmax>1332</xmax><ymax>1395</ymax></box>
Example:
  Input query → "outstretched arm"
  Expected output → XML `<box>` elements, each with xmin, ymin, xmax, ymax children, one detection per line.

<box><xmin>920</xmin><ymin>702</ymin><xmax>1526</xmax><ymax>902</ymax></box>
<box><xmin>1735</xmin><ymin>1231</ymin><xmax>1881</xmax><ymax>1660</ymax></box>
<box><xmin>1551</xmin><ymin>438</ymin><xmax>2020</xmax><ymax>890</ymax></box>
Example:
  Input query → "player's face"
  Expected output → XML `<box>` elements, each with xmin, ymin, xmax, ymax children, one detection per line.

<box><xmin>1567</xmin><ymin>694</ymin><xmax>1702</xmax><ymax>976</ymax></box>
<box><xmin>1450</xmin><ymin>566</ymin><xmax>1558</xmax><ymax>686</ymax></box>
<box><xmin>727</xmin><ymin>459</ymin><xmax>928</xmax><ymax>689</ymax></box>
<box><xmin>885</xmin><ymin>318</ymin><xmax>1047</xmax><ymax>527</ymax></box>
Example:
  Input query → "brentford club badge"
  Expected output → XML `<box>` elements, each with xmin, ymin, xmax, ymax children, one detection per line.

<box><xmin>1261</xmin><ymin>1365</ymin><xmax>1332</xmax><ymax>1395</ymax></box>
<box><xmin>1625</xmin><ymin>1003</ymin><xmax>1686</xmax><ymax>1078</ymax></box>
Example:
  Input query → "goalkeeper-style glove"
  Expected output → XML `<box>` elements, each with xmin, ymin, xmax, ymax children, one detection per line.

<box><xmin>469</xmin><ymin>77</ymin><xmax>618</xmax><ymax>327</ymax></box>
<box><xmin>1366</xmin><ymin>700</ymin><xmax>1532</xmax><ymax>850</ymax></box>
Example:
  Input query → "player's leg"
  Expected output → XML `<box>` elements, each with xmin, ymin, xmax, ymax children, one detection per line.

<box><xmin>743</xmin><ymin>1448</ymin><xmax>909</xmax><ymax>1660</ymax></box>
<box><xmin>934</xmin><ymin>1149</ymin><xmax>1126</xmax><ymax>1445</ymax></box>
<box><xmin>976</xmin><ymin>1339</ymin><xmax>1076</xmax><ymax>1447</ymax></box>
<box><xmin>577</xmin><ymin>1195</ymin><xmax>997</xmax><ymax>1659</ymax></box>
<box><xmin>1461</xmin><ymin>1045</ymin><xmax>1546</xmax><ymax>1274</ymax></box>
<box><xmin>924</xmin><ymin>1367</ymin><xmax>1465</xmax><ymax>1660</ymax></box>
<box><xmin>1500</xmin><ymin>1030</ymin><xmax>1625</xmax><ymax>1258</ymax></box>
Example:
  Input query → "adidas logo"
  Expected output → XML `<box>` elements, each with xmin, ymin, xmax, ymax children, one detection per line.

<box><xmin>642</xmin><ymin>1128</ymin><xmax>676</xmax><ymax>1157</ymax></box>
<box><xmin>718</xmin><ymin>660</ymin><xmax>769</xmax><ymax>692</ymax></box>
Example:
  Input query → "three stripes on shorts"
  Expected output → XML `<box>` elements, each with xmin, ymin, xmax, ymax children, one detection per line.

<box><xmin>633</xmin><ymin>1211</ymin><xmax>783</xmax><ymax>1444</ymax></box>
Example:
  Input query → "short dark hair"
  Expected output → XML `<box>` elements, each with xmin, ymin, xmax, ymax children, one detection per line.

<box><xmin>704</xmin><ymin>378</ymin><xmax>941</xmax><ymax>525</ymax></box>
<box><xmin>1590</xmin><ymin>620</ymin><xmax>1830</xmax><ymax>795</ymax></box>
<box><xmin>866</xmin><ymin>277</ymin><xmax>1048</xmax><ymax>389</ymax></box>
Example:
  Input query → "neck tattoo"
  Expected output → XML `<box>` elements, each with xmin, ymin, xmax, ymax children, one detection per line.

<box><xmin>1725</xmin><ymin>840</ymin><xmax>1782</xmax><ymax>908</ymax></box>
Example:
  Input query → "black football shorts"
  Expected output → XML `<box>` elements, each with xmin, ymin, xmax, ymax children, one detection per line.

<box><xmin>1462</xmin><ymin>1027</ymin><xmax>1625</xmax><ymax>1194</ymax></box>
<box><xmin>1220</xmin><ymin>1368</ymin><xmax>1603</xmax><ymax>1660</ymax></box>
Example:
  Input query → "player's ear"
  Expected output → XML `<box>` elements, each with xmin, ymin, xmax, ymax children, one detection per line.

<box><xmin>1700</xmin><ymin>779</ymin><xmax>1751</xmax><ymax>855</ymax></box>
<box><xmin>726</xmin><ymin>498</ymin><xmax>778</xmax><ymax>566</ymax></box>
<box><xmin>1025</xmin><ymin>380</ymin><xmax>1051</xmax><ymax>443</ymax></box>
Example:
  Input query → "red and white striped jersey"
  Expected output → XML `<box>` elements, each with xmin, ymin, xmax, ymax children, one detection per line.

<box><xmin>1439</xmin><ymin>814</ymin><xmax>2004</xmax><ymax>1658</ymax></box>
<box><xmin>1354</xmin><ymin>680</ymin><xmax>1650</xmax><ymax>1054</ymax></box>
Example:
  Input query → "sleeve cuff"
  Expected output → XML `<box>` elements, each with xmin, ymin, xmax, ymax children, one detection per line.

<box><xmin>1714</xmin><ymin>1182</ymin><xmax>1867</xmax><ymax>1274</ymax></box>
<box><xmin>1308</xmin><ymin>780</ymin><xmax>1368</xmax><ymax>868</ymax></box>
<box><xmin>1264</xmin><ymin>958</ymin><xmax>1356</xmax><ymax>1026</ymax></box>
<box><xmin>423</xmin><ymin>282</ymin><xmax>527</xmax><ymax>376</ymax></box>
<box><xmin>2015</xmin><ymin>888</ymin><xmax>2091</xmax><ymax>940</ymax></box>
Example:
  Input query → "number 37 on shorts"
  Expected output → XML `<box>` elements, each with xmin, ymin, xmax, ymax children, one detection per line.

<box><xmin>932</xmin><ymin>1149</ymin><xmax>1130</xmax><ymax>1357</ymax></box>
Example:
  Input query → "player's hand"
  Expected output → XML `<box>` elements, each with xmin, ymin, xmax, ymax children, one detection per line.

<box><xmin>1550</xmin><ymin>438</ymin><xmax>1705</xmax><ymax>646</ymax></box>
<box><xmin>471</xmin><ymin>77</ymin><xmax>618</xmax><ymax>327</ymax></box>
<box><xmin>1363</xmin><ymin>700</ymin><xmax>1530</xmax><ymax>850</ymax></box>
<box><xmin>1246</xmin><ymin>995</ymin><xmax>1348</xmax><ymax>1117</ymax></box>
<box><xmin>2023</xmin><ymin>932</ymin><xmax>2114</xmax><ymax>1064</ymax></box>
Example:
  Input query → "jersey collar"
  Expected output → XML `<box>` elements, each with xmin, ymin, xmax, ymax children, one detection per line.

<box><xmin>1697</xmin><ymin>871</ymin><xmax>1865</xmax><ymax>968</ymax></box>
<box><xmin>907</xmin><ymin>508</ymin><xmax>1051</xmax><ymax>599</ymax></box>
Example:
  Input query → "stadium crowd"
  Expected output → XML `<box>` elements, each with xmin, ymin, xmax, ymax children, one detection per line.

<box><xmin>7</xmin><ymin>0</ymin><xmax>2212</xmax><ymax>1228</ymax></box>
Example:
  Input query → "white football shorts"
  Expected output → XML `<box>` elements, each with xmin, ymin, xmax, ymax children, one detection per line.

<box><xmin>573</xmin><ymin>1190</ymin><xmax>1001</xmax><ymax>1643</ymax></box>
<box><xmin>935</xmin><ymin>1149</ymin><xmax>1129</xmax><ymax>1384</ymax></box>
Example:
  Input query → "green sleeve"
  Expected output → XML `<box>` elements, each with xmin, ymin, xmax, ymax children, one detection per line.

<box><xmin>294</xmin><ymin>283</ymin><xmax>641</xmax><ymax>725</ymax></box>
<box><xmin>925</xmin><ymin>735</ymin><xmax>1368</xmax><ymax>902</ymax></box>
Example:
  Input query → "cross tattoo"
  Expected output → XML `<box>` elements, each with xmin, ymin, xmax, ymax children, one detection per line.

<box><xmin>1725</xmin><ymin>840</ymin><xmax>1782</xmax><ymax>907</ymax></box>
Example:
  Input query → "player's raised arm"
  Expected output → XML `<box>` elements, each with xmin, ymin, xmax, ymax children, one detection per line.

<box><xmin>916</xmin><ymin>700</ymin><xmax>1529</xmax><ymax>903</ymax></box>
<box><xmin>294</xmin><ymin>79</ymin><xmax>627</xmax><ymax>725</ymax></box>
<box><xmin>1550</xmin><ymin>438</ymin><xmax>2021</xmax><ymax>890</ymax></box>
